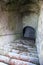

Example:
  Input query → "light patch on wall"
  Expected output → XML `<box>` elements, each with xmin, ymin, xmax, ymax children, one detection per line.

<box><xmin>22</xmin><ymin>13</ymin><xmax>38</xmax><ymax>30</ymax></box>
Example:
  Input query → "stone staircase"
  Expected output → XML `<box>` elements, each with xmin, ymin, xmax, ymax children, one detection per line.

<box><xmin>0</xmin><ymin>40</ymin><xmax>39</xmax><ymax>65</ymax></box>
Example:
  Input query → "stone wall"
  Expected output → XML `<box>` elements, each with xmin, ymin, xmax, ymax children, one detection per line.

<box><xmin>36</xmin><ymin>3</ymin><xmax>43</xmax><ymax>65</ymax></box>
<box><xmin>22</xmin><ymin>12</ymin><xmax>38</xmax><ymax>30</ymax></box>
<box><xmin>0</xmin><ymin>10</ymin><xmax>23</xmax><ymax>51</ymax></box>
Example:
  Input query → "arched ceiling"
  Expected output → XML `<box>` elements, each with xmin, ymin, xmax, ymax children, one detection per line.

<box><xmin>0</xmin><ymin>0</ymin><xmax>39</xmax><ymax>4</ymax></box>
<box><xmin>0</xmin><ymin>0</ymin><xmax>41</xmax><ymax>13</ymax></box>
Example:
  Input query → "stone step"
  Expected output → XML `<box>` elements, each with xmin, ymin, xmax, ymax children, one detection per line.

<box><xmin>11</xmin><ymin>42</ymin><xmax>37</xmax><ymax>50</ymax></box>
<box><xmin>0</xmin><ymin>62</ymin><xmax>8</xmax><ymax>65</ymax></box>
<box><xmin>11</xmin><ymin>49</ymin><xmax>38</xmax><ymax>57</ymax></box>
<box><xmin>0</xmin><ymin>55</ymin><xmax>10</xmax><ymax>64</ymax></box>
<box><xmin>0</xmin><ymin>40</ymin><xmax>39</xmax><ymax>65</ymax></box>
<box><xmin>6</xmin><ymin>52</ymin><xmax>39</xmax><ymax>64</ymax></box>
<box><xmin>9</xmin><ymin>59</ymin><xmax>36</xmax><ymax>65</ymax></box>
<box><xmin>0</xmin><ymin>55</ymin><xmax>36</xmax><ymax>65</ymax></box>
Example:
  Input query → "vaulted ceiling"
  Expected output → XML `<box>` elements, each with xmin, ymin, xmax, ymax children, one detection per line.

<box><xmin>0</xmin><ymin>0</ymin><xmax>39</xmax><ymax>4</ymax></box>
<box><xmin>0</xmin><ymin>0</ymin><xmax>41</xmax><ymax>13</ymax></box>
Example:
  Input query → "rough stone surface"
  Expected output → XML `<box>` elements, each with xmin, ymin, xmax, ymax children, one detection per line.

<box><xmin>0</xmin><ymin>39</ymin><xmax>39</xmax><ymax>65</ymax></box>
<box><xmin>0</xmin><ymin>62</ymin><xmax>8</xmax><ymax>65</ymax></box>
<box><xmin>0</xmin><ymin>1</ymin><xmax>40</xmax><ymax>65</ymax></box>
<box><xmin>36</xmin><ymin>3</ymin><xmax>43</xmax><ymax>65</ymax></box>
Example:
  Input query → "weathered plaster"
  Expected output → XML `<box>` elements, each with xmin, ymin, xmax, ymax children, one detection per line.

<box><xmin>36</xmin><ymin>3</ymin><xmax>43</xmax><ymax>65</ymax></box>
<box><xmin>0</xmin><ymin>9</ymin><xmax>23</xmax><ymax>51</ymax></box>
<box><xmin>22</xmin><ymin>13</ymin><xmax>38</xmax><ymax>30</ymax></box>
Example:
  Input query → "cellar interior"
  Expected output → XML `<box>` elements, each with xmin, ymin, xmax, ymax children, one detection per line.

<box><xmin>0</xmin><ymin>0</ymin><xmax>43</xmax><ymax>65</ymax></box>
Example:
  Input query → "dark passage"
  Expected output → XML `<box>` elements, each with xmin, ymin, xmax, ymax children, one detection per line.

<box><xmin>23</xmin><ymin>26</ymin><xmax>35</xmax><ymax>41</ymax></box>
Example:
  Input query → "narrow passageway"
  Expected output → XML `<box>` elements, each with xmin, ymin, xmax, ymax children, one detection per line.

<box><xmin>0</xmin><ymin>0</ymin><xmax>42</xmax><ymax>65</ymax></box>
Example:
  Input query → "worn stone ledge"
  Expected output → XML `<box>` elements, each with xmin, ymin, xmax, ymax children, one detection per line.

<box><xmin>5</xmin><ymin>52</ymin><xmax>39</xmax><ymax>64</ymax></box>
<box><xmin>0</xmin><ymin>54</ymin><xmax>36</xmax><ymax>65</ymax></box>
